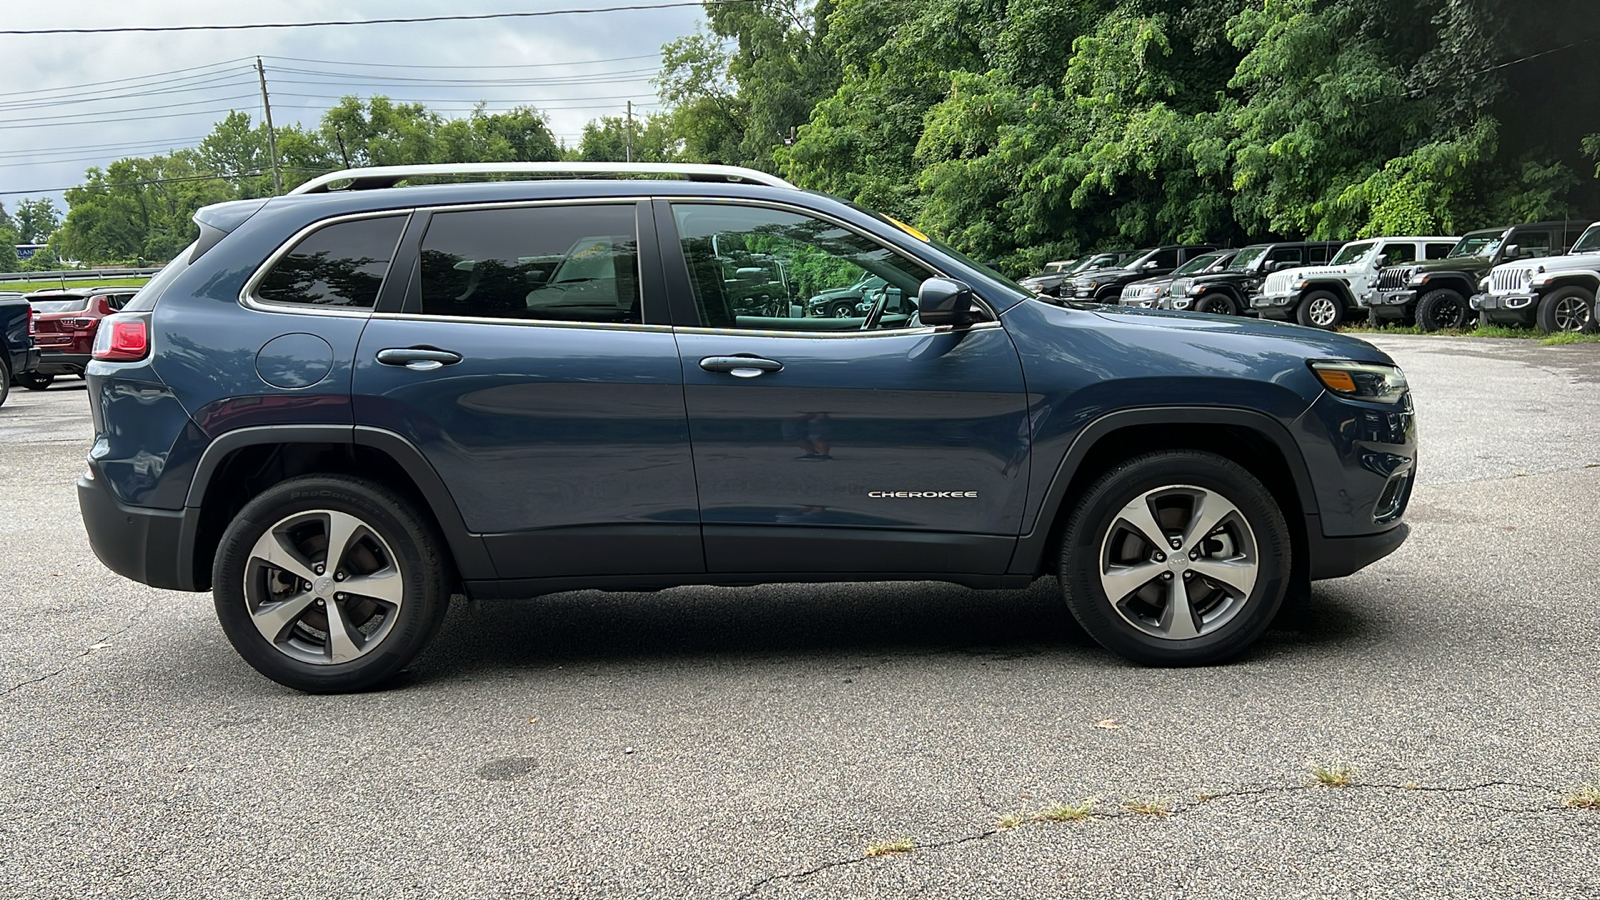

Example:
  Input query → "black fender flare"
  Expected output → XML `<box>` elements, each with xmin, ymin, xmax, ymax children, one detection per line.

<box><xmin>1007</xmin><ymin>406</ymin><xmax>1320</xmax><ymax>576</ymax></box>
<box><xmin>1299</xmin><ymin>280</ymin><xmax>1356</xmax><ymax>306</ymax></box>
<box><xmin>182</xmin><ymin>424</ymin><xmax>494</xmax><ymax>583</ymax></box>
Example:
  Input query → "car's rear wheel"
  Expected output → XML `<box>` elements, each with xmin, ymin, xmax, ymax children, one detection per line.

<box><xmin>212</xmin><ymin>475</ymin><xmax>450</xmax><ymax>693</ymax></box>
<box><xmin>1415</xmin><ymin>288</ymin><xmax>1467</xmax><ymax>332</ymax></box>
<box><xmin>1195</xmin><ymin>292</ymin><xmax>1238</xmax><ymax>316</ymax></box>
<box><xmin>1535</xmin><ymin>286</ymin><xmax>1596</xmax><ymax>335</ymax></box>
<box><xmin>1058</xmin><ymin>451</ymin><xmax>1290</xmax><ymax>666</ymax></box>
<box><xmin>1296</xmin><ymin>291</ymin><xmax>1344</xmax><ymax>330</ymax></box>
<box><xmin>17</xmin><ymin>372</ymin><xmax>53</xmax><ymax>391</ymax></box>
<box><xmin>0</xmin><ymin>358</ymin><xmax>10</xmax><ymax>408</ymax></box>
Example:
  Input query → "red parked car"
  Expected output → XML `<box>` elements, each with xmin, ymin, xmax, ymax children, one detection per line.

<box><xmin>19</xmin><ymin>287</ymin><xmax>138</xmax><ymax>389</ymax></box>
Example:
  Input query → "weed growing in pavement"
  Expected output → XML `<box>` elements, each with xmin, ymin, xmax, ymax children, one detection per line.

<box><xmin>1309</xmin><ymin>763</ymin><xmax>1356</xmax><ymax>787</ymax></box>
<box><xmin>996</xmin><ymin>812</ymin><xmax>1027</xmax><ymax>830</ymax></box>
<box><xmin>1035</xmin><ymin>801</ymin><xmax>1096</xmax><ymax>822</ymax></box>
<box><xmin>1563</xmin><ymin>781</ymin><xmax>1600</xmax><ymax>809</ymax></box>
<box><xmin>864</xmin><ymin>838</ymin><xmax>914</xmax><ymax>858</ymax></box>
<box><xmin>1121</xmin><ymin>798</ymin><xmax>1171</xmax><ymax>817</ymax></box>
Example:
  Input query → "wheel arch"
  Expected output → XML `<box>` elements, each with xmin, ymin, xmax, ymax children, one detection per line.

<box><xmin>181</xmin><ymin>425</ymin><xmax>492</xmax><ymax>591</ymax></box>
<box><xmin>1011</xmin><ymin>408</ymin><xmax>1316</xmax><ymax>586</ymax></box>
<box><xmin>1300</xmin><ymin>280</ymin><xmax>1354</xmax><ymax>305</ymax></box>
<box><xmin>1539</xmin><ymin>273</ymin><xmax>1600</xmax><ymax>295</ymax></box>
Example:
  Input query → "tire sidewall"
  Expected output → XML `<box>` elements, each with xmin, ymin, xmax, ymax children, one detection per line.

<box><xmin>0</xmin><ymin>357</ymin><xmax>9</xmax><ymax>407</ymax></box>
<box><xmin>1535</xmin><ymin>286</ymin><xmax>1596</xmax><ymax>335</ymax></box>
<box><xmin>1416</xmin><ymin>288</ymin><xmax>1466</xmax><ymax>332</ymax></box>
<box><xmin>1197</xmin><ymin>293</ymin><xmax>1237</xmax><ymax>316</ymax></box>
<box><xmin>1060</xmin><ymin>452</ymin><xmax>1290</xmax><ymax>666</ymax></box>
<box><xmin>212</xmin><ymin>476</ymin><xmax>448</xmax><ymax>693</ymax></box>
<box><xmin>1297</xmin><ymin>291</ymin><xmax>1344</xmax><ymax>330</ymax></box>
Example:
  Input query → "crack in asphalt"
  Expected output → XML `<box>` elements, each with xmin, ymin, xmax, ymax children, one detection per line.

<box><xmin>731</xmin><ymin>778</ymin><xmax>1588</xmax><ymax>898</ymax></box>
<box><xmin>0</xmin><ymin>608</ymin><xmax>149</xmax><ymax>696</ymax></box>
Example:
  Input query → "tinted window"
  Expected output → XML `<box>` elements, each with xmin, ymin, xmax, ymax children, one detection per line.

<box><xmin>418</xmin><ymin>205</ymin><xmax>639</xmax><ymax>324</ymax></box>
<box><xmin>1424</xmin><ymin>243</ymin><xmax>1453</xmax><ymax>259</ymax></box>
<box><xmin>1152</xmin><ymin>248</ymin><xmax>1180</xmax><ymax>268</ymax></box>
<box><xmin>257</xmin><ymin>216</ymin><xmax>406</xmax><ymax>308</ymax></box>
<box><xmin>672</xmin><ymin>203</ymin><xmax>935</xmax><ymax>332</ymax></box>
<box><xmin>1379</xmin><ymin>243</ymin><xmax>1417</xmax><ymax>265</ymax></box>
<box><xmin>1308</xmin><ymin>244</ymin><xmax>1339</xmax><ymax>264</ymax></box>
<box><xmin>1269</xmin><ymin>246</ymin><xmax>1306</xmax><ymax>264</ymax></box>
<box><xmin>29</xmin><ymin>297</ymin><xmax>89</xmax><ymax>313</ymax></box>
<box><xmin>1513</xmin><ymin>230</ymin><xmax>1554</xmax><ymax>257</ymax></box>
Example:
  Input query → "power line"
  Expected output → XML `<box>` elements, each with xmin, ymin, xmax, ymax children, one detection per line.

<box><xmin>0</xmin><ymin>95</ymin><xmax>261</xmax><ymax>127</ymax></box>
<box><xmin>0</xmin><ymin>170</ymin><xmax>325</xmax><ymax>197</ymax></box>
<box><xmin>263</xmin><ymin>53</ymin><xmax>661</xmax><ymax>70</ymax></box>
<box><xmin>0</xmin><ymin>136</ymin><xmax>211</xmax><ymax>160</ymax></box>
<box><xmin>0</xmin><ymin>75</ymin><xmax>257</xmax><ymax>113</ymax></box>
<box><xmin>0</xmin><ymin>58</ymin><xmax>253</xmax><ymax>98</ymax></box>
<box><xmin>266</xmin><ymin>67</ymin><xmax>660</xmax><ymax>86</ymax></box>
<box><xmin>0</xmin><ymin>1</ymin><xmax>752</xmax><ymax>35</ymax></box>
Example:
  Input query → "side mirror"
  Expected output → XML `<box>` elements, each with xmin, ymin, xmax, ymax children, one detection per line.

<box><xmin>917</xmin><ymin>277</ymin><xmax>979</xmax><ymax>327</ymax></box>
<box><xmin>1503</xmin><ymin>244</ymin><xmax>1521</xmax><ymax>260</ymax></box>
<box><xmin>1141</xmin><ymin>260</ymin><xmax>1160</xmax><ymax>270</ymax></box>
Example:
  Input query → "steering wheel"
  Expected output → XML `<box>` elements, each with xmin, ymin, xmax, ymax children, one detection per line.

<box><xmin>859</xmin><ymin>288</ymin><xmax>888</xmax><ymax>330</ymax></box>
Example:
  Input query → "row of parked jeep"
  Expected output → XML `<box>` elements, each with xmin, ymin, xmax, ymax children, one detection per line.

<box><xmin>0</xmin><ymin>286</ymin><xmax>136</xmax><ymax>408</ymax></box>
<box><xmin>1019</xmin><ymin>219</ymin><xmax>1600</xmax><ymax>334</ymax></box>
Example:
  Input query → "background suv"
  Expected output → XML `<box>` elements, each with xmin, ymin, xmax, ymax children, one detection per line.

<box><xmin>78</xmin><ymin>163</ymin><xmax>1416</xmax><ymax>693</ymax></box>
<box><xmin>1168</xmin><ymin>241</ymin><xmax>1346</xmax><ymax>316</ymax></box>
<box><xmin>1256</xmin><ymin>237</ymin><xmax>1457</xmax><ymax>330</ymax></box>
<box><xmin>21</xmin><ymin>287</ymin><xmax>138</xmax><ymax>388</ymax></box>
<box><xmin>1069</xmin><ymin>245</ymin><xmax>1217</xmax><ymax>303</ymax></box>
<box><xmin>1474</xmin><ymin>221</ymin><xmax>1600</xmax><ymax>333</ymax></box>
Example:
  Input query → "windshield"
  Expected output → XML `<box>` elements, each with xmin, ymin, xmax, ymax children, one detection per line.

<box><xmin>1329</xmin><ymin>241</ymin><xmax>1376</xmax><ymax>266</ymax></box>
<box><xmin>1073</xmin><ymin>253</ymin><xmax>1120</xmax><ymax>273</ymax></box>
<box><xmin>1228</xmin><ymin>246</ymin><xmax>1268</xmax><ymax>271</ymax></box>
<box><xmin>1043</xmin><ymin>261</ymin><xmax>1072</xmax><ymax>274</ymax></box>
<box><xmin>29</xmin><ymin>297</ymin><xmax>89</xmax><ymax>313</ymax></box>
<box><xmin>1172</xmin><ymin>252</ymin><xmax>1226</xmax><ymax>276</ymax></box>
<box><xmin>1448</xmin><ymin>232</ymin><xmax>1504</xmax><ymax>259</ymax></box>
<box><xmin>1570</xmin><ymin>225</ymin><xmax>1600</xmax><ymax>254</ymax></box>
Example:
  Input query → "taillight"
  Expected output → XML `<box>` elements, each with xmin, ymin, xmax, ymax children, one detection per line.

<box><xmin>92</xmin><ymin>316</ymin><xmax>150</xmax><ymax>361</ymax></box>
<box><xmin>26</xmin><ymin>305</ymin><xmax>35</xmax><ymax>336</ymax></box>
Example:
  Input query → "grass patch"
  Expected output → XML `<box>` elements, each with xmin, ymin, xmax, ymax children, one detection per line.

<box><xmin>1121</xmin><ymin>798</ymin><xmax>1171</xmax><ymax>817</ymax></box>
<box><xmin>1</xmin><ymin>276</ymin><xmax>151</xmax><ymax>293</ymax></box>
<box><xmin>1309</xmin><ymin>763</ymin><xmax>1355</xmax><ymax>787</ymax></box>
<box><xmin>1564</xmin><ymin>781</ymin><xmax>1600</xmax><ymax>810</ymax></box>
<box><xmin>1540</xmin><ymin>332</ymin><xmax>1600</xmax><ymax>345</ymax></box>
<box><xmin>1338</xmin><ymin>322</ymin><xmax>1542</xmax><ymax>339</ymax></box>
<box><xmin>1035</xmin><ymin>801</ymin><xmax>1096</xmax><ymax>822</ymax></box>
<box><xmin>864</xmin><ymin>838</ymin><xmax>914</xmax><ymax>858</ymax></box>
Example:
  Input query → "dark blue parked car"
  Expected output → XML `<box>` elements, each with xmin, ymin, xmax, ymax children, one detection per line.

<box><xmin>78</xmin><ymin>163</ymin><xmax>1416</xmax><ymax>692</ymax></box>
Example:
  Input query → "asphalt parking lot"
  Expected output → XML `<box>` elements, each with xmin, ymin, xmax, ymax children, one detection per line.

<box><xmin>3</xmin><ymin>335</ymin><xmax>1598</xmax><ymax>899</ymax></box>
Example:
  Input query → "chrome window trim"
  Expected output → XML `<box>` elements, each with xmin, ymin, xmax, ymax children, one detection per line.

<box><xmin>664</xmin><ymin>197</ymin><xmax>999</xmax><ymax>336</ymax></box>
<box><xmin>671</xmin><ymin>321</ymin><xmax>1003</xmax><ymax>339</ymax></box>
<box><xmin>240</xmin><ymin>209</ymin><xmax>412</xmax><ymax>317</ymax></box>
<box><xmin>368</xmin><ymin>312</ymin><xmax>673</xmax><ymax>334</ymax></box>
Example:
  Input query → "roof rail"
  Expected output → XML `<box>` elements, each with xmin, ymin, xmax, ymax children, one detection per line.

<box><xmin>288</xmin><ymin>162</ymin><xmax>796</xmax><ymax>195</ymax></box>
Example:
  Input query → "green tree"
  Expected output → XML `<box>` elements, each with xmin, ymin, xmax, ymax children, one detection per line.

<box><xmin>11</xmin><ymin>198</ymin><xmax>63</xmax><ymax>244</ymax></box>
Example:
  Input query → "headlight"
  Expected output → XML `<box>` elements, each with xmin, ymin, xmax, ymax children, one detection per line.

<box><xmin>1292</xmin><ymin>279</ymin><xmax>1307</xmax><ymax>290</ymax></box>
<box><xmin>1478</xmin><ymin>276</ymin><xmax>1490</xmax><ymax>292</ymax></box>
<box><xmin>1310</xmin><ymin>361</ymin><xmax>1408</xmax><ymax>405</ymax></box>
<box><xmin>1186</xmin><ymin>283</ymin><xmax>1206</xmax><ymax>294</ymax></box>
<box><xmin>1408</xmin><ymin>273</ymin><xmax>1430</xmax><ymax>287</ymax></box>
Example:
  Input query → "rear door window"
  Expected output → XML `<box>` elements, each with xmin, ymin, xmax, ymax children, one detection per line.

<box><xmin>1378</xmin><ymin>243</ymin><xmax>1417</xmax><ymax>266</ymax></box>
<box><xmin>416</xmin><ymin>204</ymin><xmax>640</xmax><ymax>324</ymax></box>
<box><xmin>256</xmin><ymin>215</ymin><xmax>407</xmax><ymax>309</ymax></box>
<box><xmin>1425</xmin><ymin>242</ymin><xmax>1454</xmax><ymax>260</ymax></box>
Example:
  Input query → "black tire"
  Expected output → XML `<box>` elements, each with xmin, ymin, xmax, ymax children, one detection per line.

<box><xmin>1058</xmin><ymin>450</ymin><xmax>1291</xmax><ymax>666</ymax></box>
<box><xmin>17</xmin><ymin>372</ymin><xmax>53</xmax><ymax>391</ymax></box>
<box><xmin>0</xmin><ymin>357</ymin><xmax>10</xmax><ymax>408</ymax></box>
<box><xmin>1534</xmin><ymin>286</ymin><xmax>1596</xmax><ymax>335</ymax></box>
<box><xmin>1415</xmin><ymin>288</ymin><xmax>1467</xmax><ymax>332</ymax></box>
<box><xmin>1194</xmin><ymin>292</ymin><xmax>1239</xmax><ymax>316</ymax></box>
<box><xmin>828</xmin><ymin>301</ymin><xmax>857</xmax><ymax>318</ymax></box>
<box><xmin>1296</xmin><ymin>290</ymin><xmax>1345</xmax><ymax>330</ymax></box>
<box><xmin>212</xmin><ymin>475</ymin><xmax>450</xmax><ymax>693</ymax></box>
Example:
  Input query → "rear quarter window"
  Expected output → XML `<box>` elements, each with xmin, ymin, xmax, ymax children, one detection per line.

<box><xmin>1425</xmin><ymin>243</ymin><xmax>1454</xmax><ymax>260</ymax></box>
<box><xmin>255</xmin><ymin>215</ymin><xmax>407</xmax><ymax>309</ymax></box>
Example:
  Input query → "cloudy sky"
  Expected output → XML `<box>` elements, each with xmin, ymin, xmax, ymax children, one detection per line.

<box><xmin>0</xmin><ymin>0</ymin><xmax>708</xmax><ymax>210</ymax></box>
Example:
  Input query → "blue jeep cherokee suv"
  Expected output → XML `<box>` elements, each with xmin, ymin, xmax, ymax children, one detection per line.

<box><xmin>78</xmin><ymin>163</ymin><xmax>1415</xmax><ymax>692</ymax></box>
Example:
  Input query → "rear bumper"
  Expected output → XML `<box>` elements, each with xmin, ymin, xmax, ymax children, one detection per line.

<box><xmin>78</xmin><ymin>465</ymin><xmax>202</xmax><ymax>592</ymax></box>
<box><xmin>1308</xmin><ymin>523</ymin><xmax>1409</xmax><ymax>580</ymax></box>
<box><xmin>37</xmin><ymin>352</ymin><xmax>91</xmax><ymax>376</ymax></box>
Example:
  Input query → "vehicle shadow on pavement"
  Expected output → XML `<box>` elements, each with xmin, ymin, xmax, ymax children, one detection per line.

<box><xmin>414</xmin><ymin>578</ymin><xmax>1381</xmax><ymax>678</ymax></box>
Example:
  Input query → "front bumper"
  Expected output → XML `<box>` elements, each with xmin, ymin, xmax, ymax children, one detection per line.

<box><xmin>1470</xmin><ymin>292</ymin><xmax>1537</xmax><ymax>325</ymax></box>
<box><xmin>1251</xmin><ymin>294</ymin><xmax>1295</xmax><ymax>320</ymax></box>
<box><xmin>36</xmin><ymin>351</ymin><xmax>92</xmax><ymax>376</ymax></box>
<box><xmin>78</xmin><ymin>464</ymin><xmax>202</xmax><ymax>592</ymax></box>
<box><xmin>1367</xmin><ymin>289</ymin><xmax>1416</xmax><ymax>320</ymax></box>
<box><xmin>1307</xmin><ymin>523</ymin><xmax>1410</xmax><ymax>580</ymax></box>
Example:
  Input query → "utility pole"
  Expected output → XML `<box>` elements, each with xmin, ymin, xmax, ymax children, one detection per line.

<box><xmin>255</xmin><ymin>57</ymin><xmax>283</xmax><ymax>196</ymax></box>
<box><xmin>626</xmin><ymin>100</ymin><xmax>634</xmax><ymax>163</ymax></box>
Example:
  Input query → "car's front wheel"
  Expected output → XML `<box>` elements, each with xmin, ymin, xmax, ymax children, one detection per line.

<box><xmin>1535</xmin><ymin>286</ymin><xmax>1596</xmax><ymax>335</ymax></box>
<box><xmin>1297</xmin><ymin>291</ymin><xmax>1344</xmax><ymax>330</ymax></box>
<box><xmin>1415</xmin><ymin>288</ymin><xmax>1467</xmax><ymax>332</ymax></box>
<box><xmin>1194</xmin><ymin>292</ymin><xmax>1239</xmax><ymax>316</ymax></box>
<box><xmin>1058</xmin><ymin>451</ymin><xmax>1290</xmax><ymax>666</ymax></box>
<box><xmin>0</xmin><ymin>357</ymin><xmax>10</xmax><ymax>408</ymax></box>
<box><xmin>212</xmin><ymin>475</ymin><xmax>450</xmax><ymax>693</ymax></box>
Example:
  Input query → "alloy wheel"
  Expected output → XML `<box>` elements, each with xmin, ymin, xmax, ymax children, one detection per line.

<box><xmin>1096</xmin><ymin>485</ymin><xmax>1259</xmax><ymax>641</ymax></box>
<box><xmin>243</xmin><ymin>509</ymin><xmax>406</xmax><ymax>665</ymax></box>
